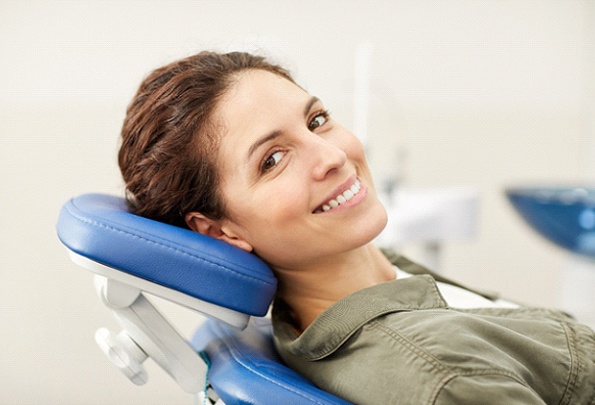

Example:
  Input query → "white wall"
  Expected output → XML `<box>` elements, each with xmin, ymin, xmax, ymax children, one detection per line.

<box><xmin>1</xmin><ymin>1</ymin><xmax>593</xmax><ymax>403</ymax></box>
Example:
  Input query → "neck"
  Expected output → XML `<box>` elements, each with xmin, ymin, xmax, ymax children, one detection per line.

<box><xmin>273</xmin><ymin>243</ymin><xmax>395</xmax><ymax>332</ymax></box>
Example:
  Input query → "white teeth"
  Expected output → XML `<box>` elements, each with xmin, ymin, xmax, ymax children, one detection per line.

<box><xmin>317</xmin><ymin>179</ymin><xmax>361</xmax><ymax>213</ymax></box>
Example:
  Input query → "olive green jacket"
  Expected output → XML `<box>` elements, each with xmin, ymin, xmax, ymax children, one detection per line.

<box><xmin>272</xmin><ymin>254</ymin><xmax>595</xmax><ymax>404</ymax></box>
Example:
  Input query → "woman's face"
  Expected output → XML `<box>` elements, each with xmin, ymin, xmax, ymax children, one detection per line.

<box><xmin>206</xmin><ymin>70</ymin><xmax>387</xmax><ymax>270</ymax></box>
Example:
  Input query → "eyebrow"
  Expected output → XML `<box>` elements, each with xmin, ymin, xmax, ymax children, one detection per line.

<box><xmin>304</xmin><ymin>96</ymin><xmax>320</xmax><ymax>117</ymax></box>
<box><xmin>246</xmin><ymin>96</ymin><xmax>320</xmax><ymax>161</ymax></box>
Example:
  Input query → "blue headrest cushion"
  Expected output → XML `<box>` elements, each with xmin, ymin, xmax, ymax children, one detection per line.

<box><xmin>57</xmin><ymin>194</ymin><xmax>277</xmax><ymax>316</ymax></box>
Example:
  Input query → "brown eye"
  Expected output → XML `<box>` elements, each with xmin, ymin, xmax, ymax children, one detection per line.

<box><xmin>261</xmin><ymin>151</ymin><xmax>284</xmax><ymax>172</ymax></box>
<box><xmin>308</xmin><ymin>111</ymin><xmax>329</xmax><ymax>130</ymax></box>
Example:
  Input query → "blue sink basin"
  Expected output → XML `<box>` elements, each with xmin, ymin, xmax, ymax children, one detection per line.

<box><xmin>506</xmin><ymin>187</ymin><xmax>595</xmax><ymax>257</ymax></box>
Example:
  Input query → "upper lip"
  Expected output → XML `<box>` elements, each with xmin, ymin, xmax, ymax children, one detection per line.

<box><xmin>313</xmin><ymin>174</ymin><xmax>358</xmax><ymax>213</ymax></box>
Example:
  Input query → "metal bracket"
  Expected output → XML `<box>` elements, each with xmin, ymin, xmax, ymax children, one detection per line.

<box><xmin>94</xmin><ymin>275</ymin><xmax>207</xmax><ymax>393</ymax></box>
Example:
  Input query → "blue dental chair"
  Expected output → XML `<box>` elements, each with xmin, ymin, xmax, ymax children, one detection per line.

<box><xmin>57</xmin><ymin>193</ymin><xmax>351</xmax><ymax>405</ymax></box>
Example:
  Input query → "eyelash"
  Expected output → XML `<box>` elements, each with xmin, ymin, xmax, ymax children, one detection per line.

<box><xmin>260</xmin><ymin>150</ymin><xmax>285</xmax><ymax>173</ymax></box>
<box><xmin>308</xmin><ymin>110</ymin><xmax>330</xmax><ymax>131</ymax></box>
<box><xmin>259</xmin><ymin>109</ymin><xmax>331</xmax><ymax>173</ymax></box>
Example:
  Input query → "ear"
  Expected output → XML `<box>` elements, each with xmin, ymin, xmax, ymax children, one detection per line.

<box><xmin>185</xmin><ymin>212</ymin><xmax>253</xmax><ymax>253</ymax></box>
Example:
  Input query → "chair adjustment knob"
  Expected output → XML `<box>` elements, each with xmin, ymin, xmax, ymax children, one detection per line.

<box><xmin>95</xmin><ymin>328</ymin><xmax>149</xmax><ymax>385</ymax></box>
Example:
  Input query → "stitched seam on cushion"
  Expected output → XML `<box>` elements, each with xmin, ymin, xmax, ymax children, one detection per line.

<box><xmin>225</xmin><ymin>354</ymin><xmax>330</xmax><ymax>404</ymax></box>
<box><xmin>65</xmin><ymin>204</ymin><xmax>275</xmax><ymax>287</ymax></box>
<box><xmin>220</xmin><ymin>335</ymin><xmax>334</xmax><ymax>404</ymax></box>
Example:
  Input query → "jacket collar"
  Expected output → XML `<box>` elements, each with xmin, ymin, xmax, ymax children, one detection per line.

<box><xmin>273</xmin><ymin>275</ymin><xmax>448</xmax><ymax>360</ymax></box>
<box><xmin>382</xmin><ymin>249</ymin><xmax>500</xmax><ymax>301</ymax></box>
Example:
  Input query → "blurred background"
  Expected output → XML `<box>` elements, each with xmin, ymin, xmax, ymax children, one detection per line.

<box><xmin>1</xmin><ymin>1</ymin><xmax>594</xmax><ymax>403</ymax></box>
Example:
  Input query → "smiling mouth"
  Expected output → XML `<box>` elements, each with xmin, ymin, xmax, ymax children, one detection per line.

<box><xmin>313</xmin><ymin>179</ymin><xmax>362</xmax><ymax>213</ymax></box>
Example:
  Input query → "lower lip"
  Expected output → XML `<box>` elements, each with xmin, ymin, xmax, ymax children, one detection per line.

<box><xmin>315</xmin><ymin>180</ymin><xmax>368</xmax><ymax>214</ymax></box>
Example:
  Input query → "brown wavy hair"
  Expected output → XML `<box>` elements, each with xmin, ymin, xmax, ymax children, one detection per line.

<box><xmin>118</xmin><ymin>51</ymin><xmax>294</xmax><ymax>228</ymax></box>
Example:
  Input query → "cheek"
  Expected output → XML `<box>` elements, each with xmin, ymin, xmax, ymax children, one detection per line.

<box><xmin>256</xmin><ymin>181</ymin><xmax>308</xmax><ymax>222</ymax></box>
<box><xmin>227</xmin><ymin>180</ymin><xmax>309</xmax><ymax>232</ymax></box>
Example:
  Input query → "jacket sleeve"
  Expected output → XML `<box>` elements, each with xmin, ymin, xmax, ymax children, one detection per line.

<box><xmin>433</xmin><ymin>373</ymin><xmax>547</xmax><ymax>405</ymax></box>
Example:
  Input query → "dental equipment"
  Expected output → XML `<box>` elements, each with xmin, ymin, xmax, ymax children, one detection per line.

<box><xmin>56</xmin><ymin>193</ymin><xmax>350</xmax><ymax>404</ymax></box>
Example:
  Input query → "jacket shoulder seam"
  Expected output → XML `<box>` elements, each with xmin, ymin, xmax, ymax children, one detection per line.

<box><xmin>429</xmin><ymin>370</ymin><xmax>535</xmax><ymax>404</ymax></box>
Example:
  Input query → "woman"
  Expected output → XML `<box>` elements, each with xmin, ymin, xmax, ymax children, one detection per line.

<box><xmin>119</xmin><ymin>51</ymin><xmax>594</xmax><ymax>404</ymax></box>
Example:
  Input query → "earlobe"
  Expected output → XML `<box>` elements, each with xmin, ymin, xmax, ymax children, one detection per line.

<box><xmin>185</xmin><ymin>212</ymin><xmax>254</xmax><ymax>253</ymax></box>
<box><xmin>218</xmin><ymin>233</ymin><xmax>254</xmax><ymax>253</ymax></box>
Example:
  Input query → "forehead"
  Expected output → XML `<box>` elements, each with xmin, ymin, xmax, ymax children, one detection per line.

<box><xmin>218</xmin><ymin>69</ymin><xmax>306</xmax><ymax>120</ymax></box>
<box><xmin>214</xmin><ymin>70</ymin><xmax>309</xmax><ymax>152</ymax></box>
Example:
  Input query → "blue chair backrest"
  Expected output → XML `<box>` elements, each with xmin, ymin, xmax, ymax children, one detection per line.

<box><xmin>57</xmin><ymin>193</ymin><xmax>277</xmax><ymax>316</ymax></box>
<box><xmin>57</xmin><ymin>194</ymin><xmax>351</xmax><ymax>404</ymax></box>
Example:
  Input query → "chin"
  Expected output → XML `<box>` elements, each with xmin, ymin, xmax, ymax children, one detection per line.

<box><xmin>355</xmin><ymin>204</ymin><xmax>389</xmax><ymax>247</ymax></box>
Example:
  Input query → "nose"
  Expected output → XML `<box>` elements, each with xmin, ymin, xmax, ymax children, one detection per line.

<box><xmin>308</xmin><ymin>135</ymin><xmax>347</xmax><ymax>180</ymax></box>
